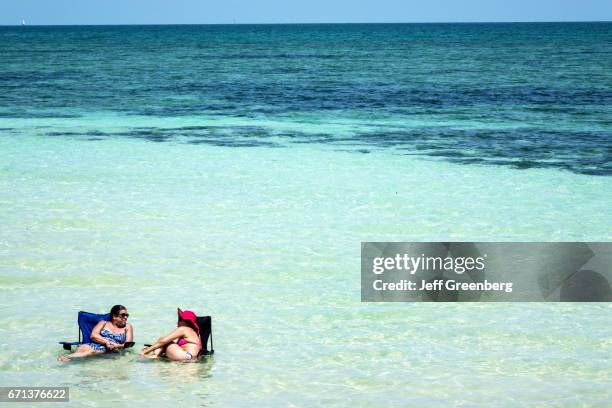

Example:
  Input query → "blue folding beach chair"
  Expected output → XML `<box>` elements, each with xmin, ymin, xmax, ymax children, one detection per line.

<box><xmin>59</xmin><ymin>311</ymin><xmax>134</xmax><ymax>350</ymax></box>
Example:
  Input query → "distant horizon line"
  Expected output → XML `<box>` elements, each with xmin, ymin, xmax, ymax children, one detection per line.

<box><xmin>2</xmin><ymin>20</ymin><xmax>611</xmax><ymax>27</ymax></box>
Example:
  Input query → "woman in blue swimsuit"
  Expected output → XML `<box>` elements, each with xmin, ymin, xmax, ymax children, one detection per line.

<box><xmin>59</xmin><ymin>305</ymin><xmax>134</xmax><ymax>362</ymax></box>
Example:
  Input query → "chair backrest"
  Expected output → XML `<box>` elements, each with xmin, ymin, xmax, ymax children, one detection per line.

<box><xmin>78</xmin><ymin>311</ymin><xmax>110</xmax><ymax>344</ymax></box>
<box><xmin>196</xmin><ymin>316</ymin><xmax>213</xmax><ymax>354</ymax></box>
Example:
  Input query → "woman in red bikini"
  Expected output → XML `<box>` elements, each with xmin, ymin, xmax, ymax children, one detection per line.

<box><xmin>140</xmin><ymin>308</ymin><xmax>202</xmax><ymax>361</ymax></box>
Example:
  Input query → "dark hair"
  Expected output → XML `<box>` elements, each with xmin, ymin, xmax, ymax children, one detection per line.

<box><xmin>110</xmin><ymin>304</ymin><xmax>127</xmax><ymax>317</ymax></box>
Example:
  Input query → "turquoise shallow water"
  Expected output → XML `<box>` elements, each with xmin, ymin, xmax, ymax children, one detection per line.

<box><xmin>0</xmin><ymin>23</ymin><xmax>611</xmax><ymax>407</ymax></box>
<box><xmin>1</xmin><ymin>133</ymin><xmax>611</xmax><ymax>406</ymax></box>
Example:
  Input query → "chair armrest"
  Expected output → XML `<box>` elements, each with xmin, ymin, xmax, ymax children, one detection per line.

<box><xmin>59</xmin><ymin>341</ymin><xmax>80</xmax><ymax>351</ymax></box>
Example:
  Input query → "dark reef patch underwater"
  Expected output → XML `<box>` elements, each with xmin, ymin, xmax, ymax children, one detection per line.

<box><xmin>0</xmin><ymin>22</ymin><xmax>610</xmax><ymax>175</ymax></box>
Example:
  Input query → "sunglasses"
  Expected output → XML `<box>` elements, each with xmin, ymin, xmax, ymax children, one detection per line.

<box><xmin>116</xmin><ymin>313</ymin><xmax>129</xmax><ymax>318</ymax></box>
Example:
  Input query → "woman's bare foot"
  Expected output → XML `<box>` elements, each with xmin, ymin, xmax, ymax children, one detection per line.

<box><xmin>58</xmin><ymin>355</ymin><xmax>71</xmax><ymax>363</ymax></box>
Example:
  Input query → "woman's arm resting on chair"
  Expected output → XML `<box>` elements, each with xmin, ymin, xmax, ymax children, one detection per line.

<box><xmin>126</xmin><ymin>323</ymin><xmax>134</xmax><ymax>342</ymax></box>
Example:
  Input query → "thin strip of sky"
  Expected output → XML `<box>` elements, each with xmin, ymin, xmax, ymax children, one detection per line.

<box><xmin>1</xmin><ymin>0</ymin><xmax>611</xmax><ymax>25</ymax></box>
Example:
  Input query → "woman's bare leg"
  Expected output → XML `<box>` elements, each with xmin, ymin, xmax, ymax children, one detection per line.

<box><xmin>164</xmin><ymin>344</ymin><xmax>193</xmax><ymax>361</ymax></box>
<box><xmin>58</xmin><ymin>344</ymin><xmax>101</xmax><ymax>362</ymax></box>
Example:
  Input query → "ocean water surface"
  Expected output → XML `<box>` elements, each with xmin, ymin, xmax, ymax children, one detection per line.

<box><xmin>0</xmin><ymin>23</ymin><xmax>611</xmax><ymax>407</ymax></box>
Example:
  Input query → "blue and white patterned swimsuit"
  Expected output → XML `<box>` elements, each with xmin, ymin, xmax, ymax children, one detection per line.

<box><xmin>88</xmin><ymin>323</ymin><xmax>127</xmax><ymax>352</ymax></box>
